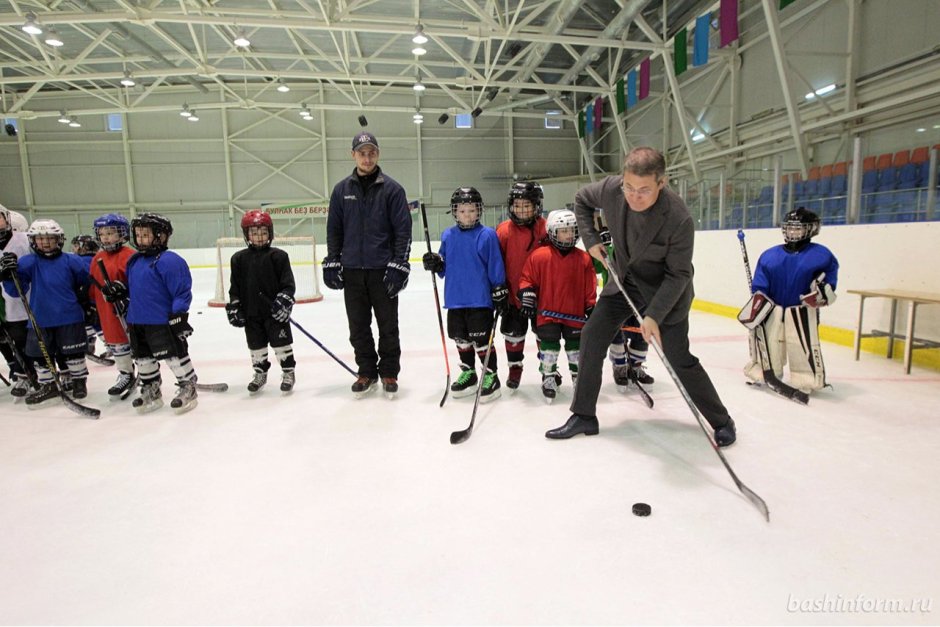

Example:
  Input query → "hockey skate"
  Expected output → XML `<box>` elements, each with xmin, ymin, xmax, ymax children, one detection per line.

<box><xmin>59</xmin><ymin>371</ymin><xmax>73</xmax><ymax>392</ymax></box>
<box><xmin>506</xmin><ymin>365</ymin><xmax>523</xmax><ymax>392</ymax></box>
<box><xmin>133</xmin><ymin>380</ymin><xmax>164</xmax><ymax>414</ymax></box>
<box><xmin>10</xmin><ymin>375</ymin><xmax>32</xmax><ymax>398</ymax></box>
<box><xmin>70</xmin><ymin>377</ymin><xmax>88</xmax><ymax>400</ymax></box>
<box><xmin>280</xmin><ymin>370</ymin><xmax>295</xmax><ymax>393</ymax></box>
<box><xmin>613</xmin><ymin>364</ymin><xmax>631</xmax><ymax>393</ymax></box>
<box><xmin>25</xmin><ymin>382</ymin><xmax>60</xmax><ymax>408</ymax></box>
<box><xmin>351</xmin><ymin>375</ymin><xmax>377</xmax><ymax>399</ymax></box>
<box><xmin>629</xmin><ymin>363</ymin><xmax>654</xmax><ymax>385</ymax></box>
<box><xmin>541</xmin><ymin>372</ymin><xmax>562</xmax><ymax>404</ymax></box>
<box><xmin>108</xmin><ymin>371</ymin><xmax>137</xmax><ymax>401</ymax></box>
<box><xmin>170</xmin><ymin>379</ymin><xmax>198</xmax><ymax>413</ymax></box>
<box><xmin>247</xmin><ymin>371</ymin><xmax>267</xmax><ymax>394</ymax></box>
<box><xmin>381</xmin><ymin>377</ymin><xmax>398</xmax><ymax>400</ymax></box>
<box><xmin>450</xmin><ymin>368</ymin><xmax>478</xmax><ymax>398</ymax></box>
<box><xmin>480</xmin><ymin>371</ymin><xmax>501</xmax><ymax>403</ymax></box>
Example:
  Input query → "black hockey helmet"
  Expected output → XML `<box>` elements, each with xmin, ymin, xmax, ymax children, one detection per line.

<box><xmin>781</xmin><ymin>207</ymin><xmax>820</xmax><ymax>251</ymax></box>
<box><xmin>131</xmin><ymin>212</ymin><xmax>173</xmax><ymax>254</ymax></box>
<box><xmin>450</xmin><ymin>186</ymin><xmax>483</xmax><ymax>230</ymax></box>
<box><xmin>507</xmin><ymin>181</ymin><xmax>543</xmax><ymax>226</ymax></box>
<box><xmin>241</xmin><ymin>210</ymin><xmax>274</xmax><ymax>248</ymax></box>
<box><xmin>71</xmin><ymin>234</ymin><xmax>100</xmax><ymax>255</ymax></box>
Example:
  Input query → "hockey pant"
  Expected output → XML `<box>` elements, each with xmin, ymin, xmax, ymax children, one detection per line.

<box><xmin>745</xmin><ymin>305</ymin><xmax>826</xmax><ymax>391</ymax></box>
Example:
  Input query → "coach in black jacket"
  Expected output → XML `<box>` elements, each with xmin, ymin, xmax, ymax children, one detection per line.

<box><xmin>322</xmin><ymin>132</ymin><xmax>412</xmax><ymax>396</ymax></box>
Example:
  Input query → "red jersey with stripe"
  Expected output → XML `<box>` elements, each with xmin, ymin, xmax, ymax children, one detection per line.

<box><xmin>89</xmin><ymin>246</ymin><xmax>135</xmax><ymax>343</ymax></box>
<box><xmin>519</xmin><ymin>245</ymin><xmax>597</xmax><ymax>328</ymax></box>
<box><xmin>496</xmin><ymin>217</ymin><xmax>547</xmax><ymax>307</ymax></box>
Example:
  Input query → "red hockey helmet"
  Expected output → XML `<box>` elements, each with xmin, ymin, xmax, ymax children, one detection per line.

<box><xmin>241</xmin><ymin>210</ymin><xmax>274</xmax><ymax>248</ymax></box>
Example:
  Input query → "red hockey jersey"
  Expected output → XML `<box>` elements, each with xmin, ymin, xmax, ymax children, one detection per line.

<box><xmin>496</xmin><ymin>217</ymin><xmax>547</xmax><ymax>308</ymax></box>
<box><xmin>519</xmin><ymin>246</ymin><xmax>597</xmax><ymax>328</ymax></box>
<box><xmin>89</xmin><ymin>246</ymin><xmax>136</xmax><ymax>343</ymax></box>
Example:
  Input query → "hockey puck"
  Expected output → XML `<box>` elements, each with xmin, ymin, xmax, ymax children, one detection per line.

<box><xmin>632</xmin><ymin>502</ymin><xmax>651</xmax><ymax>517</ymax></box>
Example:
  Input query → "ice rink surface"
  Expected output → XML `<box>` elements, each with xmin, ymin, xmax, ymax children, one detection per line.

<box><xmin>1</xmin><ymin>267</ymin><xmax>938</xmax><ymax>625</ymax></box>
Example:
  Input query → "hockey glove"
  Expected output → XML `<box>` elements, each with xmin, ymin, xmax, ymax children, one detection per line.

<box><xmin>518</xmin><ymin>288</ymin><xmax>538</xmax><ymax>320</ymax></box>
<box><xmin>800</xmin><ymin>272</ymin><xmax>837</xmax><ymax>308</ymax></box>
<box><xmin>384</xmin><ymin>260</ymin><xmax>410</xmax><ymax>298</ymax></box>
<box><xmin>737</xmin><ymin>291</ymin><xmax>776</xmax><ymax>329</ymax></box>
<box><xmin>491</xmin><ymin>284</ymin><xmax>509</xmax><ymax>315</ymax></box>
<box><xmin>101</xmin><ymin>280</ymin><xmax>128</xmax><ymax>303</ymax></box>
<box><xmin>271</xmin><ymin>292</ymin><xmax>295</xmax><ymax>323</ymax></box>
<box><xmin>322</xmin><ymin>256</ymin><xmax>344</xmax><ymax>290</ymax></box>
<box><xmin>83</xmin><ymin>301</ymin><xmax>99</xmax><ymax>327</ymax></box>
<box><xmin>226</xmin><ymin>300</ymin><xmax>246</xmax><ymax>327</ymax></box>
<box><xmin>422</xmin><ymin>252</ymin><xmax>444</xmax><ymax>274</ymax></box>
<box><xmin>584</xmin><ymin>305</ymin><xmax>594</xmax><ymax>320</ymax></box>
<box><xmin>599</xmin><ymin>228</ymin><xmax>612</xmax><ymax>246</ymax></box>
<box><xmin>168</xmin><ymin>312</ymin><xmax>193</xmax><ymax>340</ymax></box>
<box><xmin>0</xmin><ymin>252</ymin><xmax>18</xmax><ymax>280</ymax></box>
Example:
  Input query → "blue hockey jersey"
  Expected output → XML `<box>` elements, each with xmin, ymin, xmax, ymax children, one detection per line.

<box><xmin>2</xmin><ymin>252</ymin><xmax>89</xmax><ymax>328</ymax></box>
<box><xmin>752</xmin><ymin>243</ymin><xmax>839</xmax><ymax>307</ymax></box>
<box><xmin>437</xmin><ymin>224</ymin><xmax>506</xmax><ymax>309</ymax></box>
<box><xmin>126</xmin><ymin>251</ymin><xmax>193</xmax><ymax>324</ymax></box>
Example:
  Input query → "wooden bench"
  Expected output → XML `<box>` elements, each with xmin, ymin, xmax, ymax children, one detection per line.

<box><xmin>848</xmin><ymin>289</ymin><xmax>940</xmax><ymax>374</ymax></box>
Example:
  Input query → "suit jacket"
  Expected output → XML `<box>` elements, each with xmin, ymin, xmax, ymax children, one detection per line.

<box><xmin>574</xmin><ymin>175</ymin><xmax>695</xmax><ymax>326</ymax></box>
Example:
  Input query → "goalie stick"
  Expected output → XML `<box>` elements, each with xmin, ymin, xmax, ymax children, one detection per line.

<box><xmin>10</xmin><ymin>273</ymin><xmax>100</xmax><ymax>419</ymax></box>
<box><xmin>602</xmin><ymin>250</ymin><xmax>769</xmax><ymax>522</ymax></box>
<box><xmin>420</xmin><ymin>202</ymin><xmax>452</xmax><ymax>407</ymax></box>
<box><xmin>450</xmin><ymin>311</ymin><xmax>499</xmax><ymax>445</ymax></box>
<box><xmin>736</xmin><ymin>230</ymin><xmax>809</xmax><ymax>405</ymax></box>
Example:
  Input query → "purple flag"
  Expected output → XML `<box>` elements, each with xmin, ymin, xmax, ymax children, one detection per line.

<box><xmin>593</xmin><ymin>98</ymin><xmax>603</xmax><ymax>130</ymax></box>
<box><xmin>720</xmin><ymin>0</ymin><xmax>738</xmax><ymax>48</ymax></box>
<box><xmin>639</xmin><ymin>58</ymin><xmax>650</xmax><ymax>100</ymax></box>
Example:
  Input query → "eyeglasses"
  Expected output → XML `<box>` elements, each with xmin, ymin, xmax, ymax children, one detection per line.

<box><xmin>621</xmin><ymin>182</ymin><xmax>661</xmax><ymax>198</ymax></box>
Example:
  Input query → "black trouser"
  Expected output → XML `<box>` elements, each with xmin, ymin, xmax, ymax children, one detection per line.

<box><xmin>570</xmin><ymin>291</ymin><xmax>731</xmax><ymax>429</ymax></box>
<box><xmin>343</xmin><ymin>268</ymin><xmax>400</xmax><ymax>379</ymax></box>
<box><xmin>0</xmin><ymin>319</ymin><xmax>32</xmax><ymax>378</ymax></box>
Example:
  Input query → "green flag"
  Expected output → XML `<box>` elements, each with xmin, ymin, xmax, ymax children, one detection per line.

<box><xmin>616</xmin><ymin>78</ymin><xmax>626</xmax><ymax>114</ymax></box>
<box><xmin>578</xmin><ymin>110</ymin><xmax>585</xmax><ymax>138</ymax></box>
<box><xmin>779</xmin><ymin>0</ymin><xmax>797</xmax><ymax>8</ymax></box>
<box><xmin>674</xmin><ymin>27</ymin><xmax>688</xmax><ymax>76</ymax></box>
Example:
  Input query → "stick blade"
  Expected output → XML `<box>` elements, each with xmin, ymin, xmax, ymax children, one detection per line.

<box><xmin>741</xmin><ymin>484</ymin><xmax>771</xmax><ymax>522</ymax></box>
<box><xmin>439</xmin><ymin>375</ymin><xmax>450</xmax><ymax>407</ymax></box>
<box><xmin>450</xmin><ymin>428</ymin><xmax>471</xmax><ymax>445</ymax></box>
<box><xmin>62</xmin><ymin>393</ymin><xmax>101</xmax><ymax>419</ymax></box>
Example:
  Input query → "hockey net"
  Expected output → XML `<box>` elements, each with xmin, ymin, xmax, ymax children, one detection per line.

<box><xmin>207</xmin><ymin>236</ymin><xmax>323</xmax><ymax>307</ymax></box>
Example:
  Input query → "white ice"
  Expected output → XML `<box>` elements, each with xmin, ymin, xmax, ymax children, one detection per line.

<box><xmin>1</xmin><ymin>267</ymin><xmax>938</xmax><ymax>625</ymax></box>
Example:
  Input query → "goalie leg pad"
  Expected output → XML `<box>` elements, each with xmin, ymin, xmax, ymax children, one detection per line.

<box><xmin>744</xmin><ymin>307</ymin><xmax>785</xmax><ymax>382</ymax></box>
<box><xmin>785</xmin><ymin>306</ymin><xmax>826</xmax><ymax>392</ymax></box>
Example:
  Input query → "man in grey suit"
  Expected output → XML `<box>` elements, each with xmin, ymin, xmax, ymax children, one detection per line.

<box><xmin>545</xmin><ymin>146</ymin><xmax>736</xmax><ymax>446</ymax></box>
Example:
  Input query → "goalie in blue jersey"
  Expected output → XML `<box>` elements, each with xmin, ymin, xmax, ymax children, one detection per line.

<box><xmin>738</xmin><ymin>208</ymin><xmax>839</xmax><ymax>393</ymax></box>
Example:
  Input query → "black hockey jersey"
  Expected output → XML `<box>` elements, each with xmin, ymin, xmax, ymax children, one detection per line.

<box><xmin>229</xmin><ymin>246</ymin><xmax>296</xmax><ymax>318</ymax></box>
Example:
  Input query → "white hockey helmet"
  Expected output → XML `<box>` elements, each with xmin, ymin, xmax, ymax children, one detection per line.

<box><xmin>546</xmin><ymin>209</ymin><xmax>579</xmax><ymax>250</ymax></box>
<box><xmin>10</xmin><ymin>210</ymin><xmax>29</xmax><ymax>232</ymax></box>
<box><xmin>27</xmin><ymin>218</ymin><xmax>66</xmax><ymax>257</ymax></box>
<box><xmin>0</xmin><ymin>204</ymin><xmax>10</xmax><ymax>234</ymax></box>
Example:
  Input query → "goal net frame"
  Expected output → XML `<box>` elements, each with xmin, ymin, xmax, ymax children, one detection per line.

<box><xmin>207</xmin><ymin>236</ymin><xmax>324</xmax><ymax>307</ymax></box>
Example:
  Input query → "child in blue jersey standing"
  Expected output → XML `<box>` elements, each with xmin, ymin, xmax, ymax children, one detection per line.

<box><xmin>422</xmin><ymin>187</ymin><xmax>509</xmax><ymax>401</ymax></box>
<box><xmin>0</xmin><ymin>219</ymin><xmax>91</xmax><ymax>406</ymax></box>
<box><xmin>101</xmin><ymin>213</ymin><xmax>198</xmax><ymax>413</ymax></box>
<box><xmin>739</xmin><ymin>207</ymin><xmax>839</xmax><ymax>393</ymax></box>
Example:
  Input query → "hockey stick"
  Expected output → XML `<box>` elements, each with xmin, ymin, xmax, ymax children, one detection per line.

<box><xmin>1</xmin><ymin>323</ymin><xmax>38</xmax><ymax>391</ymax></box>
<box><xmin>96</xmin><ymin>260</ymin><xmax>228</xmax><ymax>394</ymax></box>
<box><xmin>9</xmin><ymin>273</ymin><xmax>100</xmax><ymax>419</ymax></box>
<box><xmin>602</xmin><ymin>250</ymin><xmax>769</xmax><ymax>522</ymax></box>
<box><xmin>450</xmin><ymin>311</ymin><xmax>500</xmax><ymax>445</ymax></box>
<box><xmin>420</xmin><ymin>202</ymin><xmax>451</xmax><ymax>407</ymax></box>
<box><xmin>737</xmin><ymin>230</ymin><xmax>809</xmax><ymax>405</ymax></box>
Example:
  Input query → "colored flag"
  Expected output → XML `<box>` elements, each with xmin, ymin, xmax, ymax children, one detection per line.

<box><xmin>593</xmin><ymin>98</ymin><xmax>603</xmax><ymax>131</ymax></box>
<box><xmin>693</xmin><ymin>13</ymin><xmax>710</xmax><ymax>66</ymax></box>
<box><xmin>578</xmin><ymin>110</ymin><xmax>585</xmax><ymax>138</ymax></box>
<box><xmin>720</xmin><ymin>0</ymin><xmax>738</xmax><ymax>48</ymax></box>
<box><xmin>585</xmin><ymin>103</ymin><xmax>593</xmax><ymax>133</ymax></box>
<box><xmin>639</xmin><ymin>58</ymin><xmax>650</xmax><ymax>100</ymax></box>
<box><xmin>674</xmin><ymin>28</ymin><xmax>688</xmax><ymax>76</ymax></box>
<box><xmin>616</xmin><ymin>78</ymin><xmax>626</xmax><ymax>114</ymax></box>
<box><xmin>779</xmin><ymin>0</ymin><xmax>797</xmax><ymax>8</ymax></box>
<box><xmin>627</xmin><ymin>70</ymin><xmax>637</xmax><ymax>107</ymax></box>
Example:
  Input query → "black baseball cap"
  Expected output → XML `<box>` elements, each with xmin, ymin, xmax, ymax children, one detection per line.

<box><xmin>352</xmin><ymin>132</ymin><xmax>379</xmax><ymax>151</ymax></box>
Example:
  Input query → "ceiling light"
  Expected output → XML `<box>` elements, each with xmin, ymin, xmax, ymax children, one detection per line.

<box><xmin>44</xmin><ymin>28</ymin><xmax>63</xmax><ymax>47</ymax></box>
<box><xmin>187</xmin><ymin>111</ymin><xmax>200</xmax><ymax>122</ymax></box>
<box><xmin>276</xmin><ymin>79</ymin><xmax>290</xmax><ymax>93</ymax></box>
<box><xmin>68</xmin><ymin>118</ymin><xmax>81</xmax><ymax>128</ymax></box>
<box><xmin>413</xmin><ymin>115</ymin><xmax>424</xmax><ymax>125</ymax></box>
<box><xmin>413</xmin><ymin>77</ymin><xmax>426</xmax><ymax>92</ymax></box>
<box><xmin>412</xmin><ymin>24</ymin><xmax>428</xmax><ymax>45</ymax></box>
<box><xmin>180</xmin><ymin>104</ymin><xmax>192</xmax><ymax>118</ymax></box>
<box><xmin>916</xmin><ymin>128</ymin><xmax>926</xmax><ymax>133</ymax></box>
<box><xmin>805</xmin><ymin>83</ymin><xmax>836</xmax><ymax>100</ymax></box>
<box><xmin>233</xmin><ymin>29</ymin><xmax>250</xmax><ymax>47</ymax></box>
<box><xmin>120</xmin><ymin>71</ymin><xmax>136</xmax><ymax>87</ymax></box>
<box><xmin>299</xmin><ymin>105</ymin><xmax>312</xmax><ymax>118</ymax></box>
<box><xmin>58</xmin><ymin>111</ymin><xmax>70</xmax><ymax>124</ymax></box>
<box><xmin>412</xmin><ymin>45</ymin><xmax>427</xmax><ymax>56</ymax></box>
<box><xmin>22</xmin><ymin>12</ymin><xmax>42</xmax><ymax>36</ymax></box>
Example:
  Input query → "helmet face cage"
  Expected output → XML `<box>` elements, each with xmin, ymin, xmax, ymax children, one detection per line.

<box><xmin>241</xmin><ymin>210</ymin><xmax>274</xmax><ymax>248</ymax></box>
<box><xmin>93</xmin><ymin>213</ymin><xmax>130</xmax><ymax>252</ymax></box>
<box><xmin>546</xmin><ymin>210</ymin><xmax>579</xmax><ymax>249</ymax></box>
<box><xmin>131</xmin><ymin>213</ymin><xmax>173</xmax><ymax>253</ymax></box>
<box><xmin>71</xmin><ymin>234</ymin><xmax>100</xmax><ymax>255</ymax></box>
<box><xmin>0</xmin><ymin>207</ymin><xmax>10</xmax><ymax>234</ymax></box>
<box><xmin>27</xmin><ymin>219</ymin><xmax>66</xmax><ymax>257</ymax></box>
<box><xmin>451</xmin><ymin>187</ymin><xmax>484</xmax><ymax>230</ymax></box>
<box><xmin>781</xmin><ymin>207</ymin><xmax>820</xmax><ymax>245</ymax></box>
<box><xmin>507</xmin><ymin>181</ymin><xmax>544</xmax><ymax>226</ymax></box>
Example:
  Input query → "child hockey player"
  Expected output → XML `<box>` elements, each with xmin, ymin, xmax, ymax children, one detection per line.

<box><xmin>422</xmin><ymin>187</ymin><xmax>508</xmax><ymax>401</ymax></box>
<box><xmin>101</xmin><ymin>213</ymin><xmax>198</xmax><ymax>413</ymax></box>
<box><xmin>0</xmin><ymin>219</ymin><xmax>91</xmax><ymax>405</ymax></box>
<box><xmin>225</xmin><ymin>210</ymin><xmax>297</xmax><ymax>394</ymax></box>
<box><xmin>72</xmin><ymin>234</ymin><xmax>106</xmax><ymax>360</ymax></box>
<box><xmin>89</xmin><ymin>214</ymin><xmax>137</xmax><ymax>399</ymax></box>
<box><xmin>495</xmin><ymin>181</ymin><xmax>548</xmax><ymax>391</ymax></box>
<box><xmin>0</xmin><ymin>204</ymin><xmax>36</xmax><ymax>398</ymax></box>
<box><xmin>739</xmin><ymin>207</ymin><xmax>839</xmax><ymax>393</ymax></box>
<box><xmin>518</xmin><ymin>209</ymin><xmax>597</xmax><ymax>402</ymax></box>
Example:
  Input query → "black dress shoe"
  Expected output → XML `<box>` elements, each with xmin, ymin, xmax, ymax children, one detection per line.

<box><xmin>714</xmin><ymin>418</ymin><xmax>736</xmax><ymax>447</ymax></box>
<box><xmin>545</xmin><ymin>414</ymin><xmax>599</xmax><ymax>439</ymax></box>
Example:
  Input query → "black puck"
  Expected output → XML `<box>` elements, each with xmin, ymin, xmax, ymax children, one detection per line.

<box><xmin>632</xmin><ymin>502</ymin><xmax>651</xmax><ymax>517</ymax></box>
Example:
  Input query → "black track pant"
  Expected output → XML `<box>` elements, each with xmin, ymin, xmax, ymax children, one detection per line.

<box><xmin>343</xmin><ymin>268</ymin><xmax>401</xmax><ymax>379</ymax></box>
